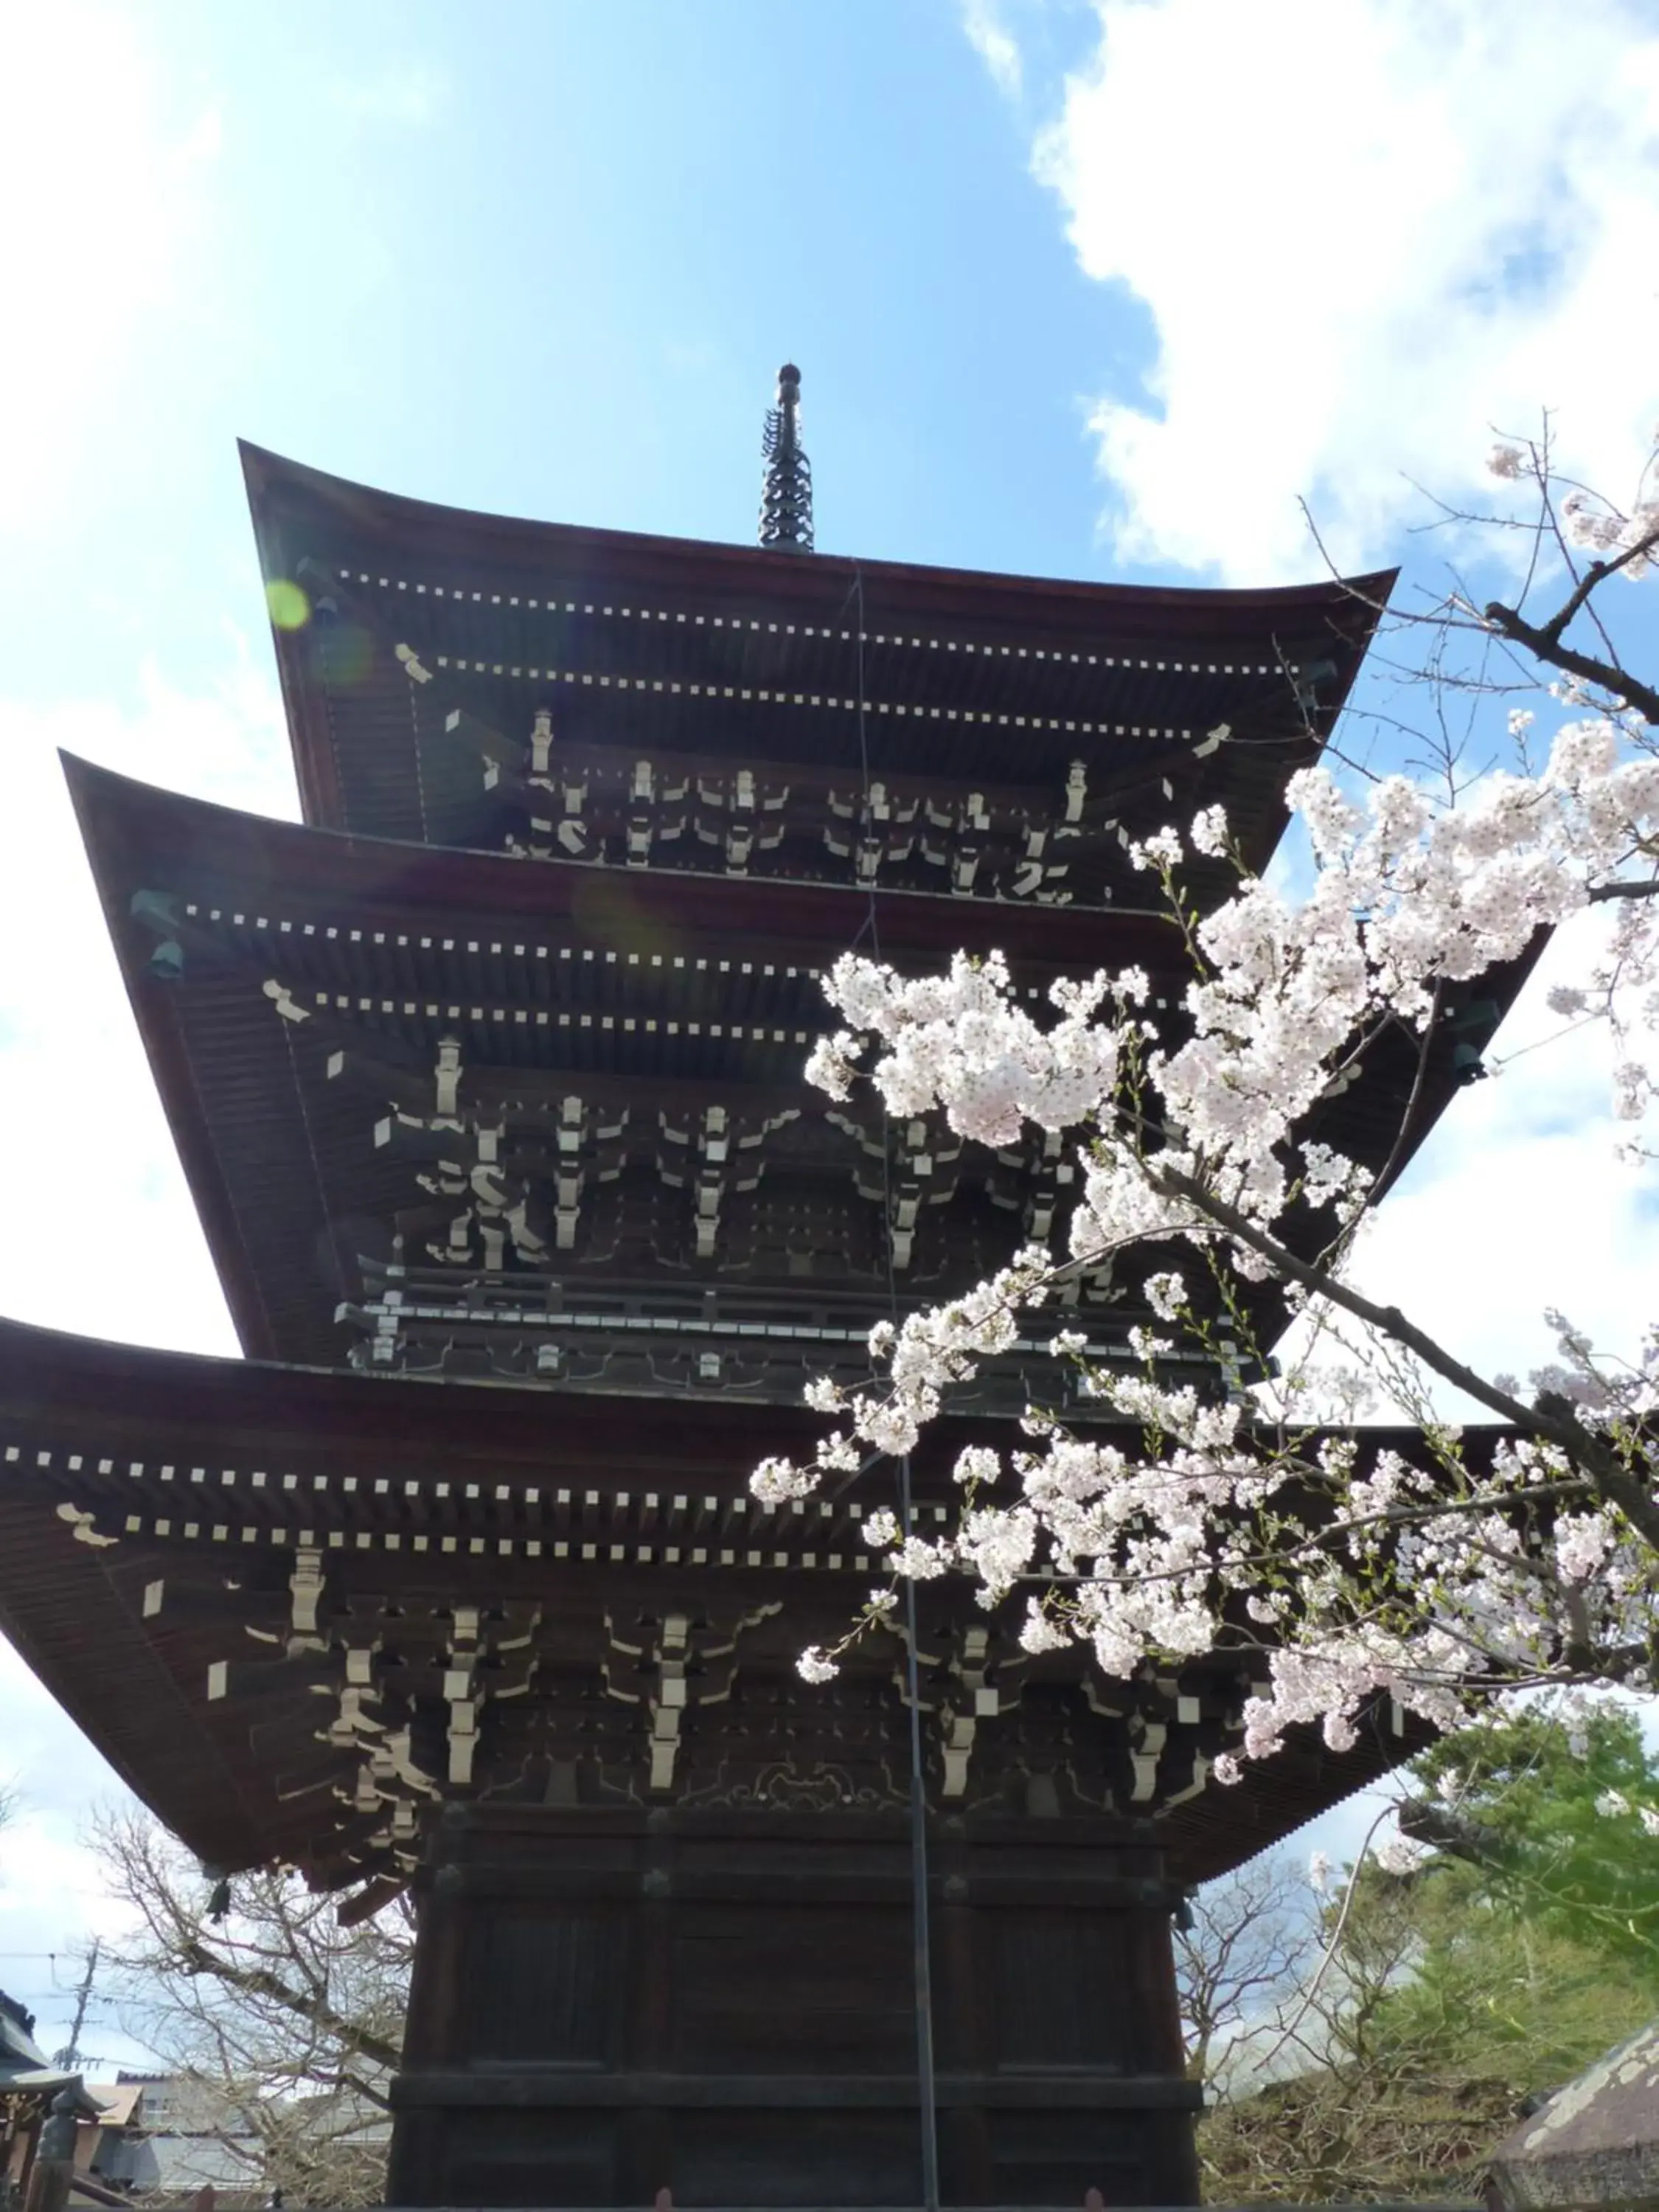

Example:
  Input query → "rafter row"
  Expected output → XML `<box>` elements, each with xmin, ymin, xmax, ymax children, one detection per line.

<box><xmin>346</xmin><ymin>567</ymin><xmax>1290</xmax><ymax>678</ymax></box>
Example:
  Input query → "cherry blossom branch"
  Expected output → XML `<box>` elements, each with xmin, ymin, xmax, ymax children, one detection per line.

<box><xmin>1481</xmin><ymin>570</ymin><xmax>1659</xmax><ymax>726</ymax></box>
<box><xmin>1005</xmin><ymin>1475</ymin><xmax>1594</xmax><ymax>1597</ymax></box>
<box><xmin>773</xmin><ymin>443</ymin><xmax>1659</xmax><ymax>1763</ymax></box>
<box><xmin>1138</xmin><ymin>1155</ymin><xmax>1659</xmax><ymax>1550</ymax></box>
<box><xmin>1363</xmin><ymin>987</ymin><xmax>1444</xmax><ymax>1209</ymax></box>
<box><xmin>1530</xmin><ymin>522</ymin><xmax>1659</xmax><ymax>647</ymax></box>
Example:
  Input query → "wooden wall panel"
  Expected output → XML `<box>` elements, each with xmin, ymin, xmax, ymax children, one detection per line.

<box><xmin>468</xmin><ymin>1912</ymin><xmax>625</xmax><ymax>2066</ymax></box>
<box><xmin>670</xmin><ymin>2112</ymin><xmax>919</xmax><ymax>2208</ymax></box>
<box><xmin>992</xmin><ymin>1913</ymin><xmax>1135</xmax><ymax>2072</ymax></box>
<box><xmin>670</xmin><ymin>1904</ymin><xmax>914</xmax><ymax>2074</ymax></box>
<box><xmin>386</xmin><ymin>1806</ymin><xmax>1201</xmax><ymax>2206</ymax></box>
<box><xmin>985</xmin><ymin>2112</ymin><xmax>1147</xmax><ymax>2204</ymax></box>
<box><xmin>437</xmin><ymin>2111</ymin><xmax>620</xmax><ymax>2208</ymax></box>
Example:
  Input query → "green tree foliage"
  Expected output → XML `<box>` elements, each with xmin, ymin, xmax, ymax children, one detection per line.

<box><xmin>1406</xmin><ymin>1703</ymin><xmax>1659</xmax><ymax>1977</ymax></box>
<box><xmin>1197</xmin><ymin>1708</ymin><xmax>1659</xmax><ymax>2202</ymax></box>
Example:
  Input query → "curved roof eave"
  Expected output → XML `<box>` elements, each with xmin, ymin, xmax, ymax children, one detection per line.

<box><xmin>240</xmin><ymin>438</ymin><xmax>1400</xmax><ymax>631</ymax></box>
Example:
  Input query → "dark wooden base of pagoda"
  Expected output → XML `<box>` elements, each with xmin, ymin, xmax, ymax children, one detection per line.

<box><xmin>386</xmin><ymin>1805</ymin><xmax>1200</xmax><ymax>2210</ymax></box>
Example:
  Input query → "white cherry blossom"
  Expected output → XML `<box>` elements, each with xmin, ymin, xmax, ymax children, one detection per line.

<box><xmin>752</xmin><ymin>439</ymin><xmax>1659</xmax><ymax>1780</ymax></box>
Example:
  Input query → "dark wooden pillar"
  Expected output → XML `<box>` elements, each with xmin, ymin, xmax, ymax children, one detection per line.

<box><xmin>385</xmin><ymin>1804</ymin><xmax>1200</xmax><ymax>2208</ymax></box>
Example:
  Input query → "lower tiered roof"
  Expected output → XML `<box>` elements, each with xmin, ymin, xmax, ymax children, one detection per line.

<box><xmin>0</xmin><ymin>1314</ymin><xmax>1439</xmax><ymax>1910</ymax></box>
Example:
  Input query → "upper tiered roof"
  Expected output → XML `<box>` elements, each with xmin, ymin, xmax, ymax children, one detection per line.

<box><xmin>243</xmin><ymin>442</ymin><xmax>1394</xmax><ymax>908</ymax></box>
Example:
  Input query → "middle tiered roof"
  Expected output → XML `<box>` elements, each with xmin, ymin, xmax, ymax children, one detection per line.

<box><xmin>71</xmin><ymin>752</ymin><xmax>1522</xmax><ymax>1394</ymax></box>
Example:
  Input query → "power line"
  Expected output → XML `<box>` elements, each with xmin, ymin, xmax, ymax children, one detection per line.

<box><xmin>1</xmin><ymin>1994</ymin><xmax>111</xmax><ymax>2009</ymax></box>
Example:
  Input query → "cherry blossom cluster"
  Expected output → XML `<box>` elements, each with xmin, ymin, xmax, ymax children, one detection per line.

<box><xmin>1489</xmin><ymin>434</ymin><xmax>1659</xmax><ymax>580</ymax></box>
<box><xmin>803</xmin><ymin>718</ymin><xmax>1659</xmax><ymax>1305</ymax></box>
<box><xmin>753</xmin><ymin>451</ymin><xmax>1659</xmax><ymax>1780</ymax></box>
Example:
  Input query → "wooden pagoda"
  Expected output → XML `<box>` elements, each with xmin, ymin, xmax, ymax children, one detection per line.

<box><xmin>0</xmin><ymin>379</ymin><xmax>1519</xmax><ymax>2207</ymax></box>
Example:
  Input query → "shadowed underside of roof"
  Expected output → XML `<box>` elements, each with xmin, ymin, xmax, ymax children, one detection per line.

<box><xmin>240</xmin><ymin>442</ymin><xmax>1397</xmax><ymax>873</ymax></box>
<box><xmin>0</xmin><ymin>1312</ymin><xmax>1445</xmax><ymax>1893</ymax></box>
<box><xmin>63</xmin><ymin>751</ymin><xmax>1536</xmax><ymax>1382</ymax></box>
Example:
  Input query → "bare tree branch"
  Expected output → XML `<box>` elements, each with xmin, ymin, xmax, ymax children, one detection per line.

<box><xmin>1138</xmin><ymin>1155</ymin><xmax>1659</xmax><ymax>1551</ymax></box>
<box><xmin>88</xmin><ymin>1811</ymin><xmax>410</xmax><ymax>2210</ymax></box>
<box><xmin>1482</xmin><ymin>543</ymin><xmax>1659</xmax><ymax>726</ymax></box>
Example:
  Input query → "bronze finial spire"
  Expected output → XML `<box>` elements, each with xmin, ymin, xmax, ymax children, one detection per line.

<box><xmin>758</xmin><ymin>362</ymin><xmax>814</xmax><ymax>553</ymax></box>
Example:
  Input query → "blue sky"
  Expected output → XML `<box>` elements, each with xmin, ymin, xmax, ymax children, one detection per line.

<box><xmin>3</xmin><ymin>0</ymin><xmax>1121</xmax><ymax>707</ymax></box>
<box><xmin>1</xmin><ymin>0</ymin><xmax>1658</xmax><ymax>2062</ymax></box>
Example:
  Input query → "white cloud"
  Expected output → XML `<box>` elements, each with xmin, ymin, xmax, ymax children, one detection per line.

<box><xmin>0</xmin><ymin>1649</ymin><xmax>145</xmax><ymax>1946</ymax></box>
<box><xmin>962</xmin><ymin>0</ymin><xmax>1024</xmax><ymax>101</ymax></box>
<box><xmin>664</xmin><ymin>335</ymin><xmax>720</xmax><ymax>377</ymax></box>
<box><xmin>1271</xmin><ymin>906</ymin><xmax>1659</xmax><ymax>1416</ymax></box>
<box><xmin>0</xmin><ymin>1638</ymin><xmax>155</xmax><ymax>2065</ymax></box>
<box><xmin>1031</xmin><ymin>0</ymin><xmax>1659</xmax><ymax>580</ymax></box>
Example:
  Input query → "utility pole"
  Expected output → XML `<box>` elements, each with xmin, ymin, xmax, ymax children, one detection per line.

<box><xmin>52</xmin><ymin>1941</ymin><xmax>99</xmax><ymax>2072</ymax></box>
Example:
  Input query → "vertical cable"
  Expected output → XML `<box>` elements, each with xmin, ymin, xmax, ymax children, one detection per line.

<box><xmin>900</xmin><ymin>1453</ymin><xmax>942</xmax><ymax>2211</ymax></box>
<box><xmin>849</xmin><ymin>571</ymin><xmax>941</xmax><ymax>2210</ymax></box>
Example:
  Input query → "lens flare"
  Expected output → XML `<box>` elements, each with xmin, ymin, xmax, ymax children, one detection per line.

<box><xmin>265</xmin><ymin>578</ymin><xmax>310</xmax><ymax>631</ymax></box>
<box><xmin>570</xmin><ymin>869</ymin><xmax>680</xmax><ymax>963</ymax></box>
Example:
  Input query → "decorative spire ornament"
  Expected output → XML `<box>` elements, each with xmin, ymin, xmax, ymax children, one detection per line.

<box><xmin>758</xmin><ymin>362</ymin><xmax>814</xmax><ymax>553</ymax></box>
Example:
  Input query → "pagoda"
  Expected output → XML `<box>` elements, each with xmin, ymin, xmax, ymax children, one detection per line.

<box><xmin>0</xmin><ymin>372</ymin><xmax>1517</xmax><ymax>2208</ymax></box>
